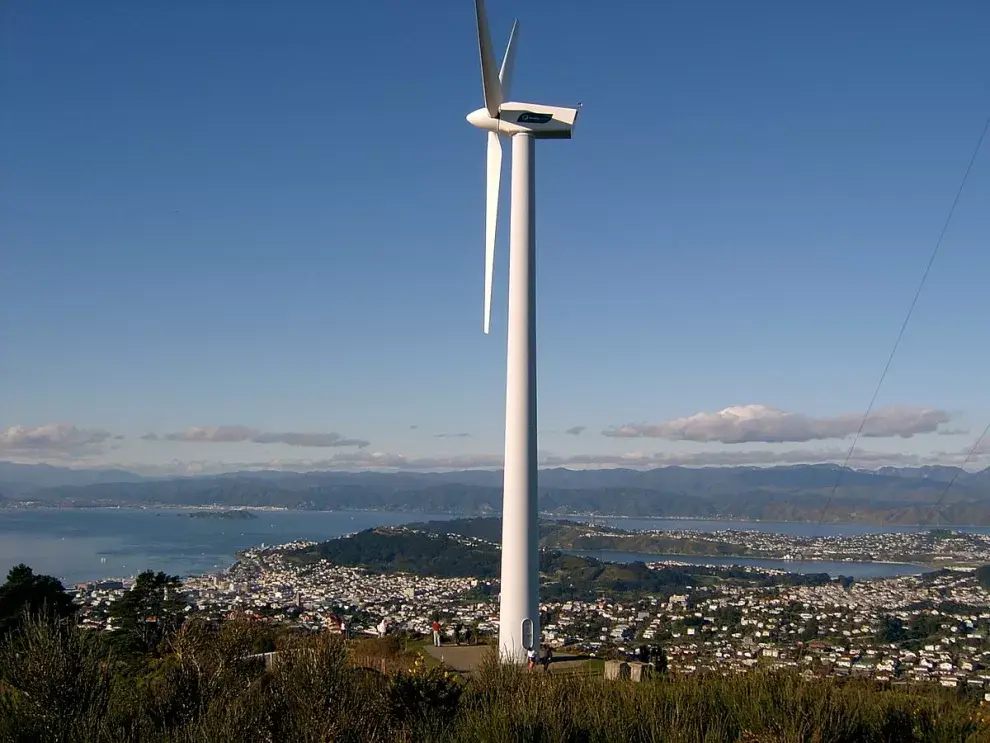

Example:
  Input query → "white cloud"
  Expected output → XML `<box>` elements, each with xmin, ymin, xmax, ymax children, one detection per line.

<box><xmin>162</xmin><ymin>426</ymin><xmax>369</xmax><ymax>448</ymax></box>
<box><xmin>0</xmin><ymin>423</ymin><xmax>114</xmax><ymax>458</ymax></box>
<box><xmin>539</xmin><ymin>448</ymin><xmax>957</xmax><ymax>470</ymax></box>
<box><xmin>961</xmin><ymin>434</ymin><xmax>990</xmax><ymax>457</ymax></box>
<box><xmin>114</xmin><ymin>452</ymin><xmax>506</xmax><ymax>476</ymax></box>
<box><xmin>603</xmin><ymin>404</ymin><xmax>952</xmax><ymax>444</ymax></box>
<box><xmin>433</xmin><ymin>432</ymin><xmax>472</xmax><ymax>439</ymax></box>
<box><xmin>565</xmin><ymin>426</ymin><xmax>586</xmax><ymax>436</ymax></box>
<box><xmin>308</xmin><ymin>451</ymin><xmax>505</xmax><ymax>470</ymax></box>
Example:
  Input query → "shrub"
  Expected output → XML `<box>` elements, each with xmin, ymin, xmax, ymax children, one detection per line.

<box><xmin>388</xmin><ymin>656</ymin><xmax>462</xmax><ymax>724</ymax></box>
<box><xmin>0</xmin><ymin>613</ymin><xmax>987</xmax><ymax>742</ymax></box>
<box><xmin>0</xmin><ymin>612</ymin><xmax>113</xmax><ymax>743</ymax></box>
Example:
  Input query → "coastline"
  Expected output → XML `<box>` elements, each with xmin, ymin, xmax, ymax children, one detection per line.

<box><xmin>4</xmin><ymin>502</ymin><xmax>988</xmax><ymax>529</ymax></box>
<box><xmin>1</xmin><ymin>504</ymin><xmax>291</xmax><ymax>512</ymax></box>
<box><xmin>3</xmin><ymin>509</ymin><xmax>984</xmax><ymax>587</ymax></box>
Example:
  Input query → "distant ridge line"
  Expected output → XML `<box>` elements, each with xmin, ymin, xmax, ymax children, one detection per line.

<box><xmin>2</xmin><ymin>462</ymin><xmax>989</xmax><ymax>526</ymax></box>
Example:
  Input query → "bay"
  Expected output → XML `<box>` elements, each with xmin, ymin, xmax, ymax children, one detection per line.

<box><xmin>0</xmin><ymin>509</ymin><xmax>950</xmax><ymax>586</ymax></box>
<box><xmin>0</xmin><ymin>508</ymin><xmax>452</xmax><ymax>585</ymax></box>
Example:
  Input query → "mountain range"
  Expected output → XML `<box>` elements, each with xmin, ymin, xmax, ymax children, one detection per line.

<box><xmin>2</xmin><ymin>461</ymin><xmax>990</xmax><ymax>525</ymax></box>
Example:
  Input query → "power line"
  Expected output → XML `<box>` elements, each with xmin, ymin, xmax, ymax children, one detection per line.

<box><xmin>812</xmin><ymin>112</ymin><xmax>990</xmax><ymax>529</ymax></box>
<box><xmin>917</xmin><ymin>421</ymin><xmax>990</xmax><ymax>528</ymax></box>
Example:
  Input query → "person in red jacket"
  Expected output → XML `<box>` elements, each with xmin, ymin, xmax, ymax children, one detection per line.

<box><xmin>431</xmin><ymin>619</ymin><xmax>442</xmax><ymax>647</ymax></box>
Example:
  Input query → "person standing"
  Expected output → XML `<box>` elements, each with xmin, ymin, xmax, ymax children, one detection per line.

<box><xmin>432</xmin><ymin>619</ymin><xmax>442</xmax><ymax>647</ymax></box>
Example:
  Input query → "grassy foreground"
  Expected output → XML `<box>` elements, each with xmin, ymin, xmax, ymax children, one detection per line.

<box><xmin>1</xmin><ymin>615</ymin><xmax>989</xmax><ymax>742</ymax></box>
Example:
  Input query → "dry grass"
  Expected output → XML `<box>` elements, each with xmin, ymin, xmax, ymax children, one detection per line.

<box><xmin>1</xmin><ymin>618</ymin><xmax>988</xmax><ymax>742</ymax></box>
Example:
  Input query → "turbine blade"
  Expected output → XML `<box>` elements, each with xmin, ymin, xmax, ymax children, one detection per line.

<box><xmin>484</xmin><ymin>131</ymin><xmax>501</xmax><ymax>334</ymax></box>
<box><xmin>499</xmin><ymin>20</ymin><xmax>519</xmax><ymax>102</ymax></box>
<box><xmin>474</xmin><ymin>0</ymin><xmax>502</xmax><ymax>117</ymax></box>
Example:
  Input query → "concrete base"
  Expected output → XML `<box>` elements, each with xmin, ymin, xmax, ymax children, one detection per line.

<box><xmin>604</xmin><ymin>660</ymin><xmax>654</xmax><ymax>682</ymax></box>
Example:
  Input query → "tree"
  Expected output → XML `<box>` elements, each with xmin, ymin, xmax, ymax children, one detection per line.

<box><xmin>108</xmin><ymin>570</ymin><xmax>184</xmax><ymax>656</ymax></box>
<box><xmin>908</xmin><ymin>613</ymin><xmax>941</xmax><ymax>641</ymax></box>
<box><xmin>800</xmin><ymin>618</ymin><xmax>820</xmax><ymax>641</ymax></box>
<box><xmin>0</xmin><ymin>612</ymin><xmax>113</xmax><ymax>742</ymax></box>
<box><xmin>652</xmin><ymin>645</ymin><xmax>668</xmax><ymax>673</ymax></box>
<box><xmin>714</xmin><ymin>606</ymin><xmax>743</xmax><ymax>630</ymax></box>
<box><xmin>877</xmin><ymin>616</ymin><xmax>907</xmax><ymax>644</ymax></box>
<box><xmin>0</xmin><ymin>564</ymin><xmax>76</xmax><ymax>638</ymax></box>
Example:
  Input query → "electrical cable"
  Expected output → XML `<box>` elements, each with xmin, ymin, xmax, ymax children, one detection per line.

<box><xmin>917</xmin><ymin>420</ymin><xmax>990</xmax><ymax>529</ymax></box>
<box><xmin>811</xmin><ymin>113</ymin><xmax>990</xmax><ymax>531</ymax></box>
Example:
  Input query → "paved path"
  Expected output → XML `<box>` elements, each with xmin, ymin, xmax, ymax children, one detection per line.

<box><xmin>423</xmin><ymin>645</ymin><xmax>592</xmax><ymax>676</ymax></box>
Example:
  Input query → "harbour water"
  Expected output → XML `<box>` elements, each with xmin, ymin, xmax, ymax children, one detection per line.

<box><xmin>0</xmin><ymin>508</ymin><xmax>452</xmax><ymax>585</ymax></box>
<box><xmin>0</xmin><ymin>509</ymin><xmax>962</xmax><ymax>585</ymax></box>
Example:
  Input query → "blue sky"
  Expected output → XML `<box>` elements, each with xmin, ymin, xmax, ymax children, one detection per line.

<box><xmin>2</xmin><ymin>0</ymin><xmax>989</xmax><ymax>473</ymax></box>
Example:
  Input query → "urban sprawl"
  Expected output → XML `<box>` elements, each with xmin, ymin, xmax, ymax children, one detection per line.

<box><xmin>70</xmin><ymin>527</ymin><xmax>990</xmax><ymax>694</ymax></box>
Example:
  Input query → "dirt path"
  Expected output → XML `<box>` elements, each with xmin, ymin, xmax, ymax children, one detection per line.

<box><xmin>423</xmin><ymin>645</ymin><xmax>593</xmax><ymax>677</ymax></box>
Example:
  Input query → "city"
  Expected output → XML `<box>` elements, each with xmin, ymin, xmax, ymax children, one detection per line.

<box><xmin>550</xmin><ymin>523</ymin><xmax>990</xmax><ymax>565</ymax></box>
<box><xmin>69</xmin><ymin>523</ymin><xmax>990</xmax><ymax>695</ymax></box>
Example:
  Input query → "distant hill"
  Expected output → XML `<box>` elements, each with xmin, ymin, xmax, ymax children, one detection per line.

<box><xmin>2</xmin><ymin>461</ymin><xmax>989</xmax><ymax>525</ymax></box>
<box><xmin>282</xmin><ymin>521</ymin><xmax>835</xmax><ymax>599</ymax></box>
<box><xmin>285</xmin><ymin>527</ymin><xmax>502</xmax><ymax>578</ymax></box>
<box><xmin>0</xmin><ymin>461</ymin><xmax>146</xmax><ymax>496</ymax></box>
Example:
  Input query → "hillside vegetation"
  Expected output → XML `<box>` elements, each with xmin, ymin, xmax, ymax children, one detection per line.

<box><xmin>0</xmin><ymin>612</ymin><xmax>987</xmax><ymax>742</ymax></box>
<box><xmin>282</xmin><ymin>524</ymin><xmax>834</xmax><ymax>602</ymax></box>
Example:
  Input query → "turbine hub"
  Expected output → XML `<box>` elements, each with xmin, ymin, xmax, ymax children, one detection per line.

<box><xmin>467</xmin><ymin>107</ymin><xmax>499</xmax><ymax>133</ymax></box>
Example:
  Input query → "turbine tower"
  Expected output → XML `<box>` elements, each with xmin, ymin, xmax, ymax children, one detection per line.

<box><xmin>466</xmin><ymin>0</ymin><xmax>579</xmax><ymax>663</ymax></box>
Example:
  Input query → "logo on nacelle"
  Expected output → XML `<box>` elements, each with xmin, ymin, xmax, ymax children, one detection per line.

<box><xmin>516</xmin><ymin>111</ymin><xmax>554</xmax><ymax>124</ymax></box>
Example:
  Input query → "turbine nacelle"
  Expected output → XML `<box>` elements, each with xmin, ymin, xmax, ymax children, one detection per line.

<box><xmin>469</xmin><ymin>0</ymin><xmax>578</xmax><ymax>336</ymax></box>
<box><xmin>466</xmin><ymin>103</ymin><xmax>580</xmax><ymax>140</ymax></box>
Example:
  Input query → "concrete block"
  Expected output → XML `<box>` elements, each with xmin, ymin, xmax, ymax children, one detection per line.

<box><xmin>604</xmin><ymin>660</ymin><xmax>630</xmax><ymax>680</ymax></box>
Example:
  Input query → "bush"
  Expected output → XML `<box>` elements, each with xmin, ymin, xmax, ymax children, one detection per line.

<box><xmin>388</xmin><ymin>656</ymin><xmax>462</xmax><ymax>724</ymax></box>
<box><xmin>0</xmin><ymin>612</ymin><xmax>113</xmax><ymax>743</ymax></box>
<box><xmin>0</xmin><ymin>613</ymin><xmax>986</xmax><ymax>742</ymax></box>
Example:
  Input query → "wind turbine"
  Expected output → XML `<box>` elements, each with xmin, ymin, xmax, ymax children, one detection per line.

<box><xmin>466</xmin><ymin>0</ymin><xmax>579</xmax><ymax>663</ymax></box>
